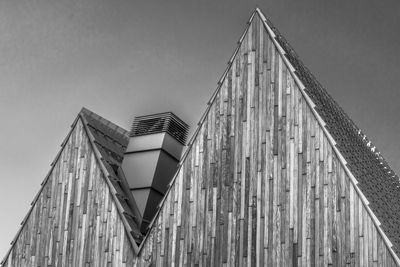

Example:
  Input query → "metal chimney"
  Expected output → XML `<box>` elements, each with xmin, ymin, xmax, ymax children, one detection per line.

<box><xmin>121</xmin><ymin>112</ymin><xmax>189</xmax><ymax>233</ymax></box>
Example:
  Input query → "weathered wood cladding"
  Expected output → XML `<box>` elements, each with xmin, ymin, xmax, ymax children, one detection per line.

<box><xmin>2</xmin><ymin>119</ymin><xmax>136</xmax><ymax>266</ymax></box>
<box><xmin>137</xmin><ymin>15</ymin><xmax>398</xmax><ymax>266</ymax></box>
<box><xmin>2</xmin><ymin>13</ymin><xmax>398</xmax><ymax>267</ymax></box>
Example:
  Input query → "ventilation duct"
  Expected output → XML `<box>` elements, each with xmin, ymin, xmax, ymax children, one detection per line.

<box><xmin>121</xmin><ymin>112</ymin><xmax>189</xmax><ymax>233</ymax></box>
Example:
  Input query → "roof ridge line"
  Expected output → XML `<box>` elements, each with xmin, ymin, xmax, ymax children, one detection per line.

<box><xmin>253</xmin><ymin>12</ymin><xmax>399</xmax><ymax>183</ymax></box>
<box><xmin>255</xmin><ymin>8</ymin><xmax>400</xmax><ymax>264</ymax></box>
<box><xmin>137</xmin><ymin>9</ymin><xmax>259</xmax><ymax>252</ymax></box>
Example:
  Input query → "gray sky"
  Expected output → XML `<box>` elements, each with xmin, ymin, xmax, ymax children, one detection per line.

<box><xmin>1</xmin><ymin>0</ymin><xmax>400</xmax><ymax>257</ymax></box>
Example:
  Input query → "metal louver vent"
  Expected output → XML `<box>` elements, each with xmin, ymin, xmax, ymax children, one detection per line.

<box><xmin>130</xmin><ymin>112</ymin><xmax>189</xmax><ymax>145</ymax></box>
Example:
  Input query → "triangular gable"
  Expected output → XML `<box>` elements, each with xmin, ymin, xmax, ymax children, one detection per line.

<box><xmin>1</xmin><ymin>109</ymin><xmax>141</xmax><ymax>266</ymax></box>
<box><xmin>2</xmin><ymin>8</ymin><xmax>399</xmax><ymax>266</ymax></box>
<box><xmin>255</xmin><ymin>8</ymin><xmax>400</xmax><ymax>261</ymax></box>
<box><xmin>137</xmin><ymin>9</ymin><xmax>400</xmax><ymax>266</ymax></box>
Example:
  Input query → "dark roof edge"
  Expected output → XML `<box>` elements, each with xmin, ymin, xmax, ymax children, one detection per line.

<box><xmin>254</xmin><ymin>7</ymin><xmax>400</xmax><ymax>264</ymax></box>
<box><xmin>79</xmin><ymin>109</ymin><xmax>140</xmax><ymax>254</ymax></box>
<box><xmin>137</xmin><ymin>9</ymin><xmax>258</xmax><ymax>252</ymax></box>
<box><xmin>80</xmin><ymin>107</ymin><xmax>130</xmax><ymax>142</ymax></box>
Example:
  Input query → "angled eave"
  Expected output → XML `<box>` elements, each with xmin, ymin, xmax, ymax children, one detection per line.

<box><xmin>254</xmin><ymin>7</ymin><xmax>400</xmax><ymax>264</ymax></box>
<box><xmin>78</xmin><ymin>109</ymin><xmax>141</xmax><ymax>253</ymax></box>
<box><xmin>0</xmin><ymin>110</ymin><xmax>140</xmax><ymax>266</ymax></box>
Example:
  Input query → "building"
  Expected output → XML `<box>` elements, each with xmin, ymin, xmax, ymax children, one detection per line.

<box><xmin>2</xmin><ymin>8</ymin><xmax>400</xmax><ymax>266</ymax></box>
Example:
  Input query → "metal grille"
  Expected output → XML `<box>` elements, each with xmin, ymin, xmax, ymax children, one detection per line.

<box><xmin>130</xmin><ymin>112</ymin><xmax>189</xmax><ymax>145</ymax></box>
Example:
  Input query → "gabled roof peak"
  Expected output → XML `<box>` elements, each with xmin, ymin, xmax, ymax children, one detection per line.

<box><xmin>255</xmin><ymin>7</ymin><xmax>400</xmax><ymax>261</ymax></box>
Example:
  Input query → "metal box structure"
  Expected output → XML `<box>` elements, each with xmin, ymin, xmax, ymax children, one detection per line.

<box><xmin>122</xmin><ymin>112</ymin><xmax>188</xmax><ymax>232</ymax></box>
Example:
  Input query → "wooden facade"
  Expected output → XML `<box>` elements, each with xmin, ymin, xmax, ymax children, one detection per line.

<box><xmin>2</xmin><ymin>119</ymin><xmax>137</xmax><ymax>266</ymax></box>
<box><xmin>2</xmin><ymin>9</ymin><xmax>399</xmax><ymax>267</ymax></box>
<box><xmin>136</xmin><ymin>13</ymin><xmax>399</xmax><ymax>266</ymax></box>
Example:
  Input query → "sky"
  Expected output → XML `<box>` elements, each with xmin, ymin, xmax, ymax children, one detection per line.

<box><xmin>1</xmin><ymin>0</ymin><xmax>400</xmax><ymax>258</ymax></box>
